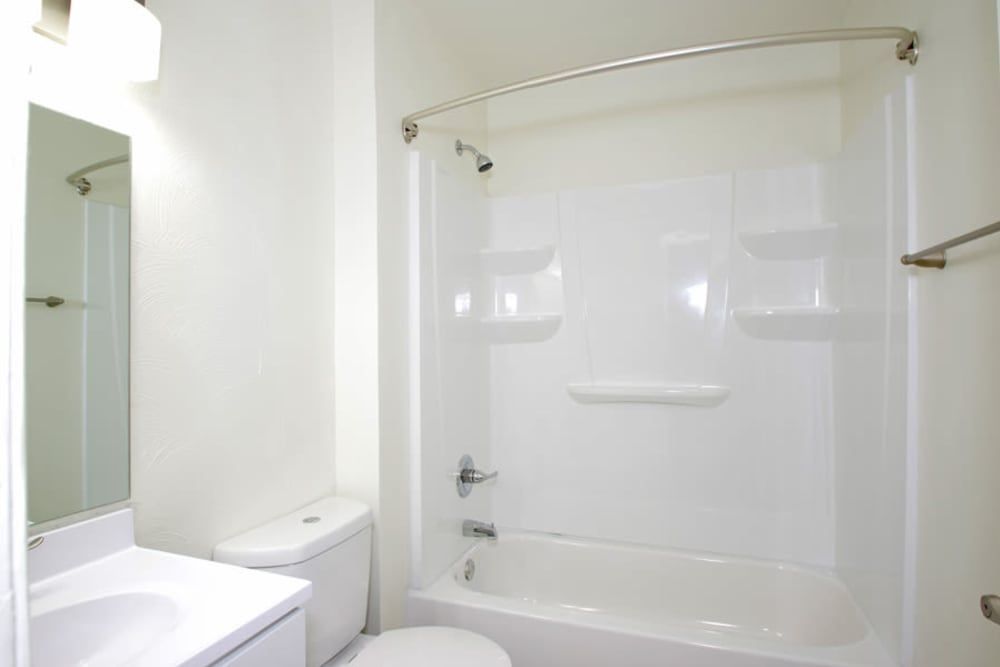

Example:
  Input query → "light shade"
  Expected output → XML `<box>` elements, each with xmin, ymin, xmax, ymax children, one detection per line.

<box><xmin>67</xmin><ymin>0</ymin><xmax>161</xmax><ymax>82</ymax></box>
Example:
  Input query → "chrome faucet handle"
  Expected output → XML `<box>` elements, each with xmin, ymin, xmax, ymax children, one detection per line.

<box><xmin>456</xmin><ymin>454</ymin><xmax>498</xmax><ymax>498</ymax></box>
<box><xmin>459</xmin><ymin>468</ymin><xmax>498</xmax><ymax>485</ymax></box>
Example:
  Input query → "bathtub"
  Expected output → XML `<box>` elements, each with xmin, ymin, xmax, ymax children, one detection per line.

<box><xmin>407</xmin><ymin>532</ymin><xmax>893</xmax><ymax>667</ymax></box>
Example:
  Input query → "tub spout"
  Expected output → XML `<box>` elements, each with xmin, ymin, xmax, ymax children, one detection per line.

<box><xmin>463</xmin><ymin>519</ymin><xmax>497</xmax><ymax>540</ymax></box>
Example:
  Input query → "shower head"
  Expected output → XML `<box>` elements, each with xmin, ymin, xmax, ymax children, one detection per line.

<box><xmin>455</xmin><ymin>140</ymin><xmax>493</xmax><ymax>173</ymax></box>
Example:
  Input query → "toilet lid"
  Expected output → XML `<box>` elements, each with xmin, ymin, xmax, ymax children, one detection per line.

<box><xmin>351</xmin><ymin>626</ymin><xmax>511</xmax><ymax>667</ymax></box>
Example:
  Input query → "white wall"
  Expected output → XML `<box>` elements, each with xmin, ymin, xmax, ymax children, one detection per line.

<box><xmin>131</xmin><ymin>0</ymin><xmax>337</xmax><ymax>558</ymax></box>
<box><xmin>841</xmin><ymin>1</ymin><xmax>1000</xmax><ymax>665</ymax></box>
<box><xmin>372</xmin><ymin>0</ymin><xmax>488</xmax><ymax>629</ymax></box>
<box><xmin>487</xmin><ymin>44</ymin><xmax>842</xmax><ymax>196</ymax></box>
<box><xmin>329</xmin><ymin>0</ymin><xmax>488</xmax><ymax>631</ymax></box>
<box><xmin>0</xmin><ymin>0</ymin><xmax>35</xmax><ymax>663</ymax></box>
<box><xmin>29</xmin><ymin>0</ymin><xmax>338</xmax><ymax>559</ymax></box>
<box><xmin>411</xmin><ymin>0</ymin><xmax>852</xmax><ymax>90</ymax></box>
<box><xmin>331</xmin><ymin>0</ymin><xmax>381</xmax><ymax>630</ymax></box>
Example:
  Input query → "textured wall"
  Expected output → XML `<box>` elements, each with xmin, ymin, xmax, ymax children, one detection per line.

<box><xmin>127</xmin><ymin>0</ymin><xmax>337</xmax><ymax>558</ymax></box>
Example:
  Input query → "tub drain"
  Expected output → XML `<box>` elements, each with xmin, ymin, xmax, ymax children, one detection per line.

<box><xmin>463</xmin><ymin>558</ymin><xmax>476</xmax><ymax>581</ymax></box>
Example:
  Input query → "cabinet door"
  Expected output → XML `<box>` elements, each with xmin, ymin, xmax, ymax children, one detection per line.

<box><xmin>212</xmin><ymin>609</ymin><xmax>306</xmax><ymax>667</ymax></box>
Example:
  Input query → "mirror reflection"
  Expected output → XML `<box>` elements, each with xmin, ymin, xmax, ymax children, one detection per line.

<box><xmin>25</xmin><ymin>103</ymin><xmax>130</xmax><ymax>525</ymax></box>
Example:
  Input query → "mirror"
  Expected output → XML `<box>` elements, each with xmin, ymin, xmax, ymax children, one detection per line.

<box><xmin>25</xmin><ymin>103</ymin><xmax>130</xmax><ymax>525</ymax></box>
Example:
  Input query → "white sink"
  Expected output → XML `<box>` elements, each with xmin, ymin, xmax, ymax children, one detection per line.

<box><xmin>29</xmin><ymin>509</ymin><xmax>311</xmax><ymax>667</ymax></box>
<box><xmin>32</xmin><ymin>592</ymin><xmax>180</xmax><ymax>666</ymax></box>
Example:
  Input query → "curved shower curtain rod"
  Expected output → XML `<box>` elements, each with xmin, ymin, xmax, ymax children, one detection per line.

<box><xmin>65</xmin><ymin>154</ymin><xmax>130</xmax><ymax>195</ymax></box>
<box><xmin>401</xmin><ymin>26</ymin><xmax>918</xmax><ymax>143</ymax></box>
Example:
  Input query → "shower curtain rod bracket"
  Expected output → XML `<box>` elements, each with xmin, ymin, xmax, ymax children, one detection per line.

<box><xmin>65</xmin><ymin>154</ymin><xmax>130</xmax><ymax>196</ymax></box>
<box><xmin>896</xmin><ymin>33</ymin><xmax>919</xmax><ymax>65</ymax></box>
<box><xmin>403</xmin><ymin>120</ymin><xmax>419</xmax><ymax>144</ymax></box>
<box><xmin>400</xmin><ymin>26</ymin><xmax>919</xmax><ymax>143</ymax></box>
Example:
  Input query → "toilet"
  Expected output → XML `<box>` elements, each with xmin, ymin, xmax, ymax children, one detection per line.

<box><xmin>213</xmin><ymin>496</ymin><xmax>510</xmax><ymax>667</ymax></box>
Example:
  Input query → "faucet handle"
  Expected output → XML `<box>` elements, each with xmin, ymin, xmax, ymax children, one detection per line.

<box><xmin>456</xmin><ymin>454</ymin><xmax>498</xmax><ymax>498</ymax></box>
<box><xmin>460</xmin><ymin>468</ymin><xmax>498</xmax><ymax>485</ymax></box>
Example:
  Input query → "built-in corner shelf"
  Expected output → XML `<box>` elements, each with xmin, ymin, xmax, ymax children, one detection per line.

<box><xmin>732</xmin><ymin>306</ymin><xmax>838</xmax><ymax>341</ymax></box>
<box><xmin>479</xmin><ymin>245</ymin><xmax>555</xmax><ymax>275</ymax></box>
<box><xmin>477</xmin><ymin>313</ymin><xmax>562</xmax><ymax>344</ymax></box>
<box><xmin>566</xmin><ymin>383</ymin><xmax>730</xmax><ymax>407</ymax></box>
<box><xmin>739</xmin><ymin>224</ymin><xmax>837</xmax><ymax>260</ymax></box>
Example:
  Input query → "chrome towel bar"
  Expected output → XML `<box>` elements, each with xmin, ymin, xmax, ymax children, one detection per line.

<box><xmin>901</xmin><ymin>220</ymin><xmax>1000</xmax><ymax>269</ymax></box>
<box><xmin>26</xmin><ymin>296</ymin><xmax>65</xmax><ymax>307</ymax></box>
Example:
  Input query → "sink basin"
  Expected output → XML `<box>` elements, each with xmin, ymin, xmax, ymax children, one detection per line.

<box><xmin>28</xmin><ymin>509</ymin><xmax>311</xmax><ymax>667</ymax></box>
<box><xmin>32</xmin><ymin>592</ymin><xmax>180</xmax><ymax>666</ymax></box>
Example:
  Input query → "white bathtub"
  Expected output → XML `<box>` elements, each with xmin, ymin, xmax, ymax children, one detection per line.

<box><xmin>408</xmin><ymin>532</ymin><xmax>892</xmax><ymax>667</ymax></box>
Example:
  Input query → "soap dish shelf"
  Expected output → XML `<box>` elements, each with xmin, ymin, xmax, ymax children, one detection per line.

<box><xmin>566</xmin><ymin>383</ymin><xmax>730</xmax><ymax>407</ymax></box>
<box><xmin>458</xmin><ymin>313</ymin><xmax>563</xmax><ymax>344</ymax></box>
<box><xmin>739</xmin><ymin>224</ymin><xmax>836</xmax><ymax>260</ymax></box>
<box><xmin>732</xmin><ymin>305</ymin><xmax>838</xmax><ymax>341</ymax></box>
<box><xmin>479</xmin><ymin>245</ymin><xmax>555</xmax><ymax>275</ymax></box>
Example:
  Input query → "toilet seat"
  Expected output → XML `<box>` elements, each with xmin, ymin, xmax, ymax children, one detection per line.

<box><xmin>350</xmin><ymin>626</ymin><xmax>511</xmax><ymax>667</ymax></box>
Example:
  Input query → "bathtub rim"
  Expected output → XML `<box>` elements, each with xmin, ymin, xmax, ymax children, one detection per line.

<box><xmin>410</xmin><ymin>529</ymin><xmax>894</xmax><ymax>667</ymax></box>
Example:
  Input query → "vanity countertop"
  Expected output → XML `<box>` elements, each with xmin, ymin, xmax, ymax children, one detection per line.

<box><xmin>29</xmin><ymin>509</ymin><xmax>311</xmax><ymax>667</ymax></box>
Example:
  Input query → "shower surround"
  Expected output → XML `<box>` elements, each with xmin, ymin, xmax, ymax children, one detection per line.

<box><xmin>487</xmin><ymin>164</ymin><xmax>836</xmax><ymax>566</ymax></box>
<box><xmin>408</xmin><ymin>73</ymin><xmax>911</xmax><ymax>667</ymax></box>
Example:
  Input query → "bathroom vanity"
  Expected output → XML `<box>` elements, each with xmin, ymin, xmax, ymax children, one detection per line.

<box><xmin>29</xmin><ymin>509</ymin><xmax>311</xmax><ymax>666</ymax></box>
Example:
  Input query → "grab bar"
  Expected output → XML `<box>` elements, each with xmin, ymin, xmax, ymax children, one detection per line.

<box><xmin>901</xmin><ymin>220</ymin><xmax>1000</xmax><ymax>269</ymax></box>
<box><xmin>26</xmin><ymin>296</ymin><xmax>65</xmax><ymax>308</ymax></box>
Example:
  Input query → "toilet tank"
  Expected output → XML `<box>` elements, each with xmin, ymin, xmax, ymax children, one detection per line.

<box><xmin>214</xmin><ymin>497</ymin><xmax>373</xmax><ymax>667</ymax></box>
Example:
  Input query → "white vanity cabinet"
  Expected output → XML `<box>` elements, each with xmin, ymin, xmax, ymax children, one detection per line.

<box><xmin>211</xmin><ymin>609</ymin><xmax>306</xmax><ymax>667</ymax></box>
<box><xmin>28</xmin><ymin>510</ymin><xmax>312</xmax><ymax>667</ymax></box>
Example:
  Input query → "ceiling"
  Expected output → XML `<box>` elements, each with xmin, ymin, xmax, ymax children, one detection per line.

<box><xmin>408</xmin><ymin>0</ymin><xmax>852</xmax><ymax>89</ymax></box>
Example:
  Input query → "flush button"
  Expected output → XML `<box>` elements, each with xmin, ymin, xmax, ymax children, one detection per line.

<box><xmin>303</xmin><ymin>516</ymin><xmax>321</xmax><ymax>524</ymax></box>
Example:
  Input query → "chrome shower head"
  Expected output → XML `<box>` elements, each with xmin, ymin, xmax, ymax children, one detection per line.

<box><xmin>455</xmin><ymin>140</ymin><xmax>493</xmax><ymax>173</ymax></box>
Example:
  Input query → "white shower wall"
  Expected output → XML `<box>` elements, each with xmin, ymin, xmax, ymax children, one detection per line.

<box><xmin>488</xmin><ymin>165</ymin><xmax>837</xmax><ymax>565</ymax></box>
<box><xmin>830</xmin><ymin>84</ymin><xmax>911</xmax><ymax>663</ymax></box>
<box><xmin>410</xmin><ymin>152</ymin><xmax>493</xmax><ymax>588</ymax></box>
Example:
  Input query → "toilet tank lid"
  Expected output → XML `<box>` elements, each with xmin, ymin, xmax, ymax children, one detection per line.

<box><xmin>213</xmin><ymin>496</ymin><xmax>372</xmax><ymax>568</ymax></box>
